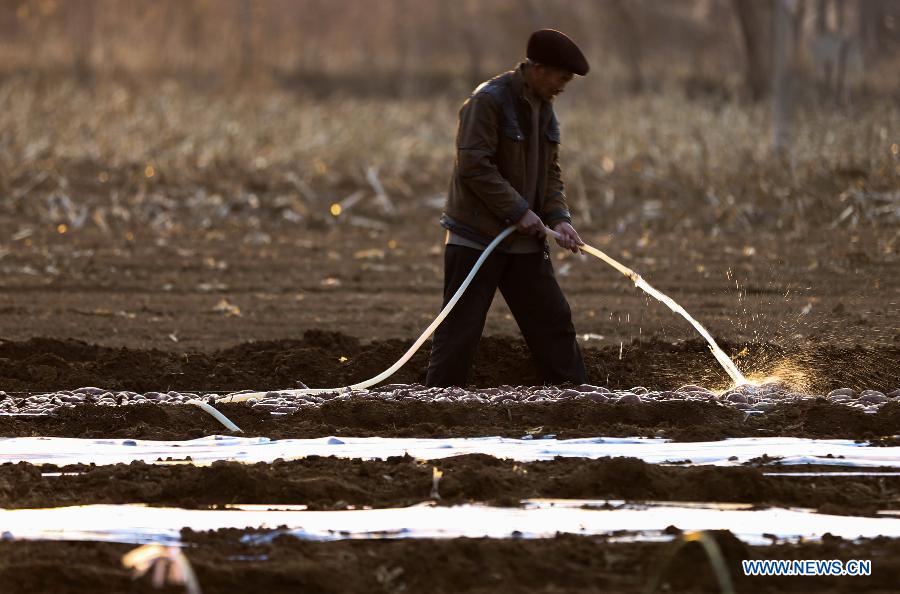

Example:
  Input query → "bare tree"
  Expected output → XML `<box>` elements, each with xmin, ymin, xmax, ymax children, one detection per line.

<box><xmin>772</xmin><ymin>0</ymin><xmax>794</xmax><ymax>156</ymax></box>
<box><xmin>68</xmin><ymin>0</ymin><xmax>96</xmax><ymax>83</ymax></box>
<box><xmin>858</xmin><ymin>0</ymin><xmax>899</xmax><ymax>59</ymax></box>
<box><xmin>809</xmin><ymin>0</ymin><xmax>865</xmax><ymax>105</ymax></box>
<box><xmin>790</xmin><ymin>0</ymin><xmax>807</xmax><ymax>61</ymax></box>
<box><xmin>733</xmin><ymin>0</ymin><xmax>774</xmax><ymax>101</ymax></box>
<box><xmin>858</xmin><ymin>0</ymin><xmax>880</xmax><ymax>58</ymax></box>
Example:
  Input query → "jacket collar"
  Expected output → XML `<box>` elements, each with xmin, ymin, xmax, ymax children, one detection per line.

<box><xmin>516</xmin><ymin>62</ymin><xmax>552</xmax><ymax>105</ymax></box>
<box><xmin>510</xmin><ymin>62</ymin><xmax>552</xmax><ymax>132</ymax></box>
<box><xmin>511</xmin><ymin>62</ymin><xmax>539</xmax><ymax>104</ymax></box>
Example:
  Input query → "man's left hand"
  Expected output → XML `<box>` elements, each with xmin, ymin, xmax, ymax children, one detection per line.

<box><xmin>552</xmin><ymin>222</ymin><xmax>584</xmax><ymax>254</ymax></box>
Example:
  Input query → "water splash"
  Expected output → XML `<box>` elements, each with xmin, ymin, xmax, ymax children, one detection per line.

<box><xmin>633</xmin><ymin>277</ymin><xmax>749</xmax><ymax>385</ymax></box>
<box><xmin>578</xmin><ymin>242</ymin><xmax>748</xmax><ymax>386</ymax></box>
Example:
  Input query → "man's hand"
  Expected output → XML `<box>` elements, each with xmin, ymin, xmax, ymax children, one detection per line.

<box><xmin>552</xmin><ymin>221</ymin><xmax>584</xmax><ymax>254</ymax></box>
<box><xmin>515</xmin><ymin>209</ymin><xmax>546</xmax><ymax>237</ymax></box>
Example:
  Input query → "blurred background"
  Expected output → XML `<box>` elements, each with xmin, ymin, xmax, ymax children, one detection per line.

<box><xmin>0</xmin><ymin>0</ymin><xmax>897</xmax><ymax>354</ymax></box>
<box><xmin>3</xmin><ymin>0</ymin><xmax>899</xmax><ymax>97</ymax></box>
<box><xmin>1</xmin><ymin>0</ymin><xmax>898</xmax><ymax>237</ymax></box>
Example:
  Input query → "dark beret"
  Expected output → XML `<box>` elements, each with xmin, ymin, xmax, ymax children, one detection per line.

<box><xmin>526</xmin><ymin>29</ymin><xmax>589</xmax><ymax>76</ymax></box>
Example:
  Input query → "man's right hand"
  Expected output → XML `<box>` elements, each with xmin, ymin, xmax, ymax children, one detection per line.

<box><xmin>515</xmin><ymin>209</ymin><xmax>546</xmax><ymax>237</ymax></box>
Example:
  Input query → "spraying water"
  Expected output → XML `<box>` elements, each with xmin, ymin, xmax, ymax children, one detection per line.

<box><xmin>220</xmin><ymin>226</ymin><xmax>748</xmax><ymax>413</ymax></box>
<box><xmin>573</xmin><ymin>241</ymin><xmax>748</xmax><ymax>386</ymax></box>
<box><xmin>633</xmin><ymin>277</ymin><xmax>748</xmax><ymax>385</ymax></box>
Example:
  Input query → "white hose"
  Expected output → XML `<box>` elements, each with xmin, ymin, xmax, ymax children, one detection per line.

<box><xmin>199</xmin><ymin>223</ymin><xmax>747</xmax><ymax>433</ymax></box>
<box><xmin>219</xmin><ymin>225</ymin><xmax>517</xmax><ymax>404</ymax></box>
<box><xmin>187</xmin><ymin>399</ymin><xmax>243</xmax><ymax>432</ymax></box>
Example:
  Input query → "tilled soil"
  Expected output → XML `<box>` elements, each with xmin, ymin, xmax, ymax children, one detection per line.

<box><xmin>2</xmin><ymin>532</ymin><xmax>899</xmax><ymax>594</ymax></box>
<box><xmin>2</xmin><ymin>399</ymin><xmax>900</xmax><ymax>441</ymax></box>
<box><xmin>2</xmin><ymin>333</ymin><xmax>897</xmax><ymax>594</ymax></box>
<box><xmin>2</xmin><ymin>455</ymin><xmax>899</xmax><ymax>514</ymax></box>
<box><xmin>1</xmin><ymin>333</ymin><xmax>898</xmax><ymax>395</ymax></box>
<box><xmin>1</xmin><ymin>223</ymin><xmax>897</xmax><ymax>593</ymax></box>
<box><xmin>2</xmin><ymin>84</ymin><xmax>898</xmax><ymax>594</ymax></box>
<box><xmin>0</xmin><ymin>225</ymin><xmax>896</xmax><ymax>356</ymax></box>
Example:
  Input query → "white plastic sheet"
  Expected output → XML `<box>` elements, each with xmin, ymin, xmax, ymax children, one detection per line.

<box><xmin>1</xmin><ymin>435</ymin><xmax>898</xmax><ymax>467</ymax></box>
<box><xmin>2</xmin><ymin>501</ymin><xmax>899</xmax><ymax>547</ymax></box>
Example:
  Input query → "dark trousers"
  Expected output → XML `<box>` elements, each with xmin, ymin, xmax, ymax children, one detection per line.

<box><xmin>425</xmin><ymin>244</ymin><xmax>586</xmax><ymax>387</ymax></box>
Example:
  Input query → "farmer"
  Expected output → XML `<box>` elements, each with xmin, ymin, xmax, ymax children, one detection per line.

<box><xmin>426</xmin><ymin>29</ymin><xmax>589</xmax><ymax>388</ymax></box>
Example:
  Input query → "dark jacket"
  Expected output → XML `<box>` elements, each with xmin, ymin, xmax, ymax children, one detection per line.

<box><xmin>440</xmin><ymin>63</ymin><xmax>572</xmax><ymax>249</ymax></box>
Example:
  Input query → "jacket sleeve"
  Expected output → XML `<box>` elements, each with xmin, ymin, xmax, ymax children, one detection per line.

<box><xmin>541</xmin><ymin>140</ymin><xmax>572</xmax><ymax>228</ymax></box>
<box><xmin>455</xmin><ymin>93</ymin><xmax>530</xmax><ymax>226</ymax></box>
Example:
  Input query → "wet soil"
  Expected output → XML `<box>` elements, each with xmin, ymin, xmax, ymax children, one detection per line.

<box><xmin>1</xmin><ymin>332</ymin><xmax>898</xmax><ymax>395</ymax></box>
<box><xmin>2</xmin><ymin>455</ymin><xmax>899</xmax><ymax>514</ymax></box>
<box><xmin>1</xmin><ymin>398</ymin><xmax>900</xmax><ymax>442</ymax></box>
<box><xmin>2</xmin><ymin>531</ymin><xmax>899</xmax><ymax>594</ymax></box>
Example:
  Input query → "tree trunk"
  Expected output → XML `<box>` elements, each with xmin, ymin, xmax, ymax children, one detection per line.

<box><xmin>772</xmin><ymin>0</ymin><xmax>793</xmax><ymax>156</ymax></box>
<box><xmin>858</xmin><ymin>0</ymin><xmax>879</xmax><ymax>59</ymax></box>
<box><xmin>69</xmin><ymin>0</ymin><xmax>95</xmax><ymax>84</ymax></box>
<box><xmin>790</xmin><ymin>0</ymin><xmax>807</xmax><ymax>62</ymax></box>
<box><xmin>733</xmin><ymin>0</ymin><xmax>774</xmax><ymax>101</ymax></box>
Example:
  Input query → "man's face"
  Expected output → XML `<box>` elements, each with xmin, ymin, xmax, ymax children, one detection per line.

<box><xmin>531</xmin><ymin>64</ymin><xmax>575</xmax><ymax>102</ymax></box>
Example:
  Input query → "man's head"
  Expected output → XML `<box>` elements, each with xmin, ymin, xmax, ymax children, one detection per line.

<box><xmin>524</xmin><ymin>29</ymin><xmax>588</xmax><ymax>102</ymax></box>
<box><xmin>525</xmin><ymin>61</ymin><xmax>575</xmax><ymax>102</ymax></box>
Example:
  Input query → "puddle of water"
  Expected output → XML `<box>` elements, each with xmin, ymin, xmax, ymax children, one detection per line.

<box><xmin>1</xmin><ymin>435</ymin><xmax>898</xmax><ymax>467</ymax></box>
<box><xmin>2</xmin><ymin>500</ymin><xmax>898</xmax><ymax>547</ymax></box>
